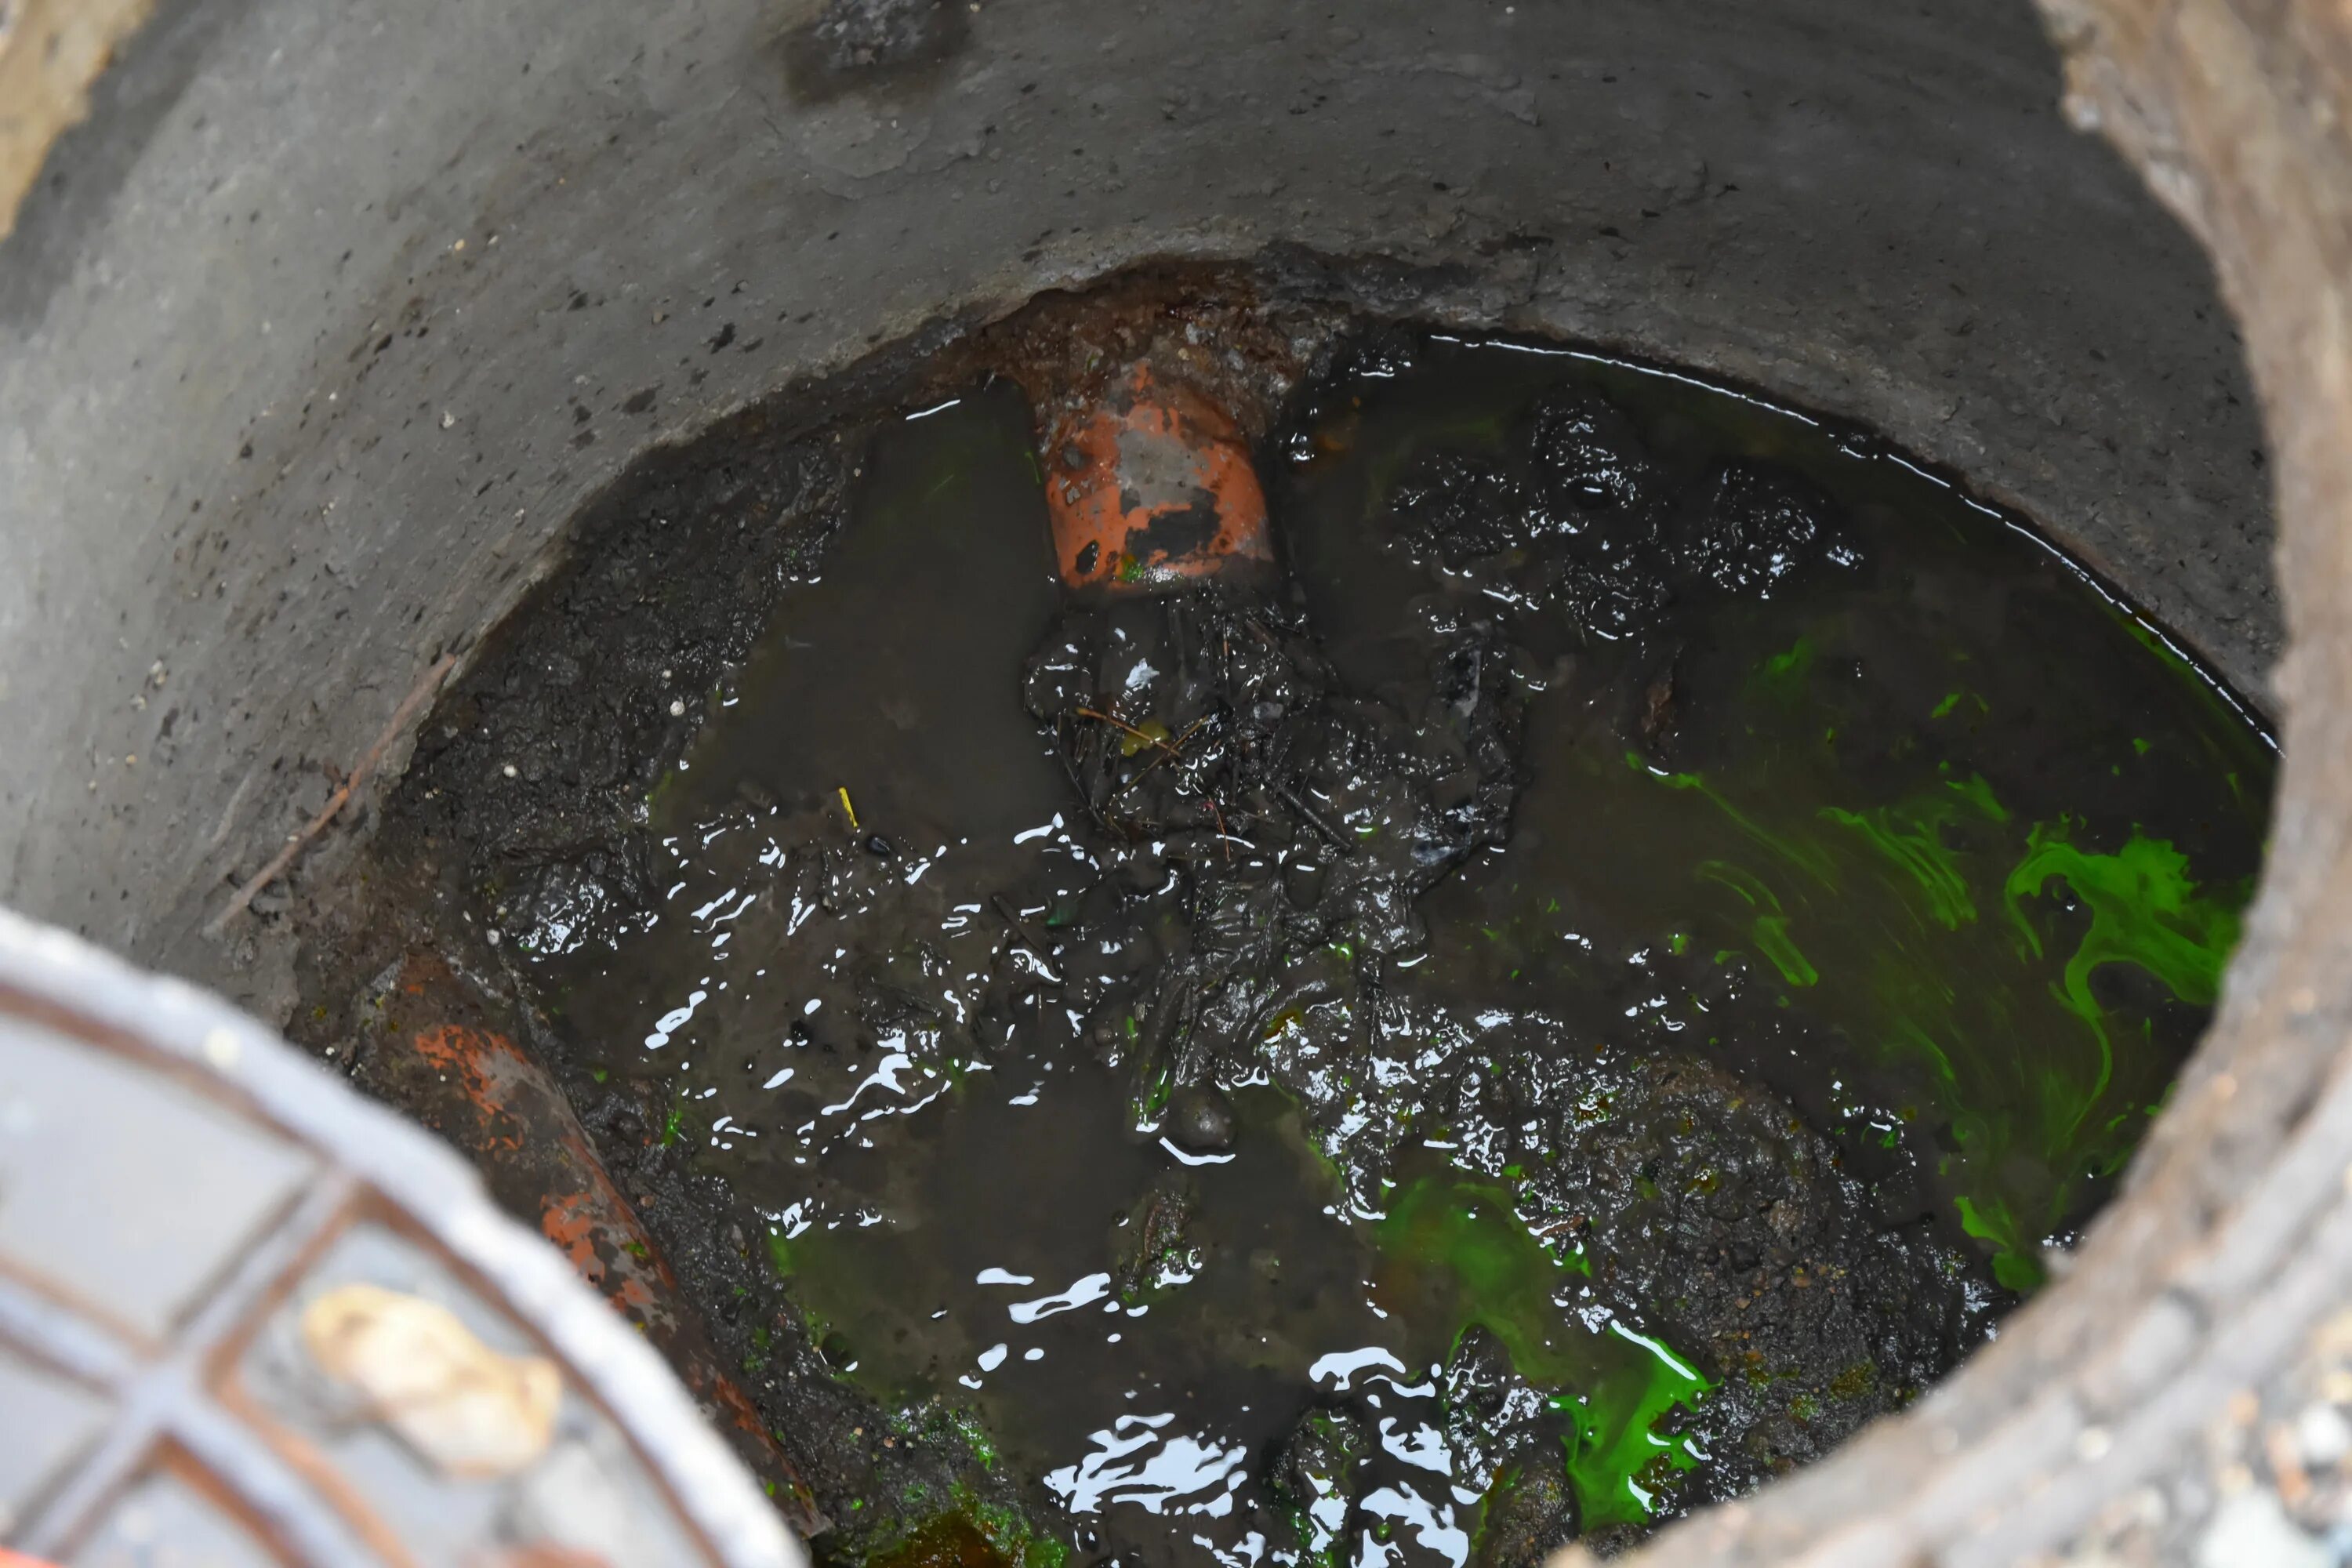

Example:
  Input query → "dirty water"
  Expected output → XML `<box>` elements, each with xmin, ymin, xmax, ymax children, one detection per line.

<box><xmin>484</xmin><ymin>336</ymin><xmax>2272</xmax><ymax>1567</ymax></box>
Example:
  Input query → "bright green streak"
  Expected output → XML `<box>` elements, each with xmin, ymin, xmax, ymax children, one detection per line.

<box><xmin>1698</xmin><ymin>862</ymin><xmax>1817</xmax><ymax>986</ymax></box>
<box><xmin>2003</xmin><ymin>821</ymin><xmax>2241</xmax><ymax>1138</ymax></box>
<box><xmin>1559</xmin><ymin>1323</ymin><xmax>1711</xmax><ymax>1530</ymax></box>
<box><xmin>2005</xmin><ymin>822</ymin><xmax>2234</xmax><ymax>1007</ymax></box>
<box><xmin>1624</xmin><ymin>751</ymin><xmax>2252</xmax><ymax>1290</ymax></box>
<box><xmin>1820</xmin><ymin>786</ymin><xmax>1994</xmax><ymax>931</ymax></box>
<box><xmin>1377</xmin><ymin>1174</ymin><xmax>1708</xmax><ymax>1530</ymax></box>
<box><xmin>1955</xmin><ymin>1196</ymin><xmax>2045</xmax><ymax>1292</ymax></box>
<box><xmin>1628</xmin><ymin>752</ymin><xmax>1838</xmax><ymax>886</ymax></box>
<box><xmin>1761</xmin><ymin>637</ymin><xmax>1817</xmax><ymax>691</ymax></box>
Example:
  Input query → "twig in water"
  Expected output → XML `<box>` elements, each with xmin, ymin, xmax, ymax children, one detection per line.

<box><xmin>1075</xmin><ymin>706</ymin><xmax>1180</xmax><ymax>757</ymax></box>
<box><xmin>989</xmin><ymin>893</ymin><xmax>1064</xmax><ymax>984</ymax></box>
<box><xmin>1112</xmin><ymin>713</ymin><xmax>1215</xmax><ymax>801</ymax></box>
<box><xmin>205</xmin><ymin>653</ymin><xmax>458</xmax><ymax>935</ymax></box>
<box><xmin>1051</xmin><ymin>717</ymin><xmax>1120</xmax><ymax>838</ymax></box>
<box><xmin>1276</xmin><ymin>780</ymin><xmax>1359</xmax><ymax>858</ymax></box>
<box><xmin>1203</xmin><ymin>795</ymin><xmax>1235</xmax><ymax>862</ymax></box>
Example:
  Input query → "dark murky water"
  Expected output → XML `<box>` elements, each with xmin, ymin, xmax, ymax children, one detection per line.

<box><xmin>514</xmin><ymin>339</ymin><xmax>2272</xmax><ymax>1566</ymax></box>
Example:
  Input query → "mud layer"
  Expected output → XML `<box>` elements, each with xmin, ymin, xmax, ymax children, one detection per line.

<box><xmin>323</xmin><ymin>286</ymin><xmax>2273</xmax><ymax>1568</ymax></box>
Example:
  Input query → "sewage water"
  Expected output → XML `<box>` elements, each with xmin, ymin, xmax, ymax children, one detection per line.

<box><xmin>512</xmin><ymin>336</ymin><xmax>2272</xmax><ymax>1567</ymax></box>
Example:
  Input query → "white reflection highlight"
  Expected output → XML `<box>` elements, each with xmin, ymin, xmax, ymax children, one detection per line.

<box><xmin>1044</xmin><ymin>1413</ymin><xmax>1249</xmax><ymax>1518</ymax></box>
<box><xmin>1008</xmin><ymin>1272</ymin><xmax>1112</xmax><ymax>1324</ymax></box>
<box><xmin>1308</xmin><ymin>1345</ymin><xmax>1406</xmax><ymax>1391</ymax></box>
<box><xmin>1360</xmin><ymin>1483</ymin><xmax>1468</xmax><ymax>1568</ymax></box>
<box><xmin>644</xmin><ymin>988</ymin><xmax>707</xmax><ymax>1050</ymax></box>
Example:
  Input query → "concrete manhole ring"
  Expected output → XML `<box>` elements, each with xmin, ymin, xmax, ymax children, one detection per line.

<box><xmin>2</xmin><ymin>0</ymin><xmax>2347</xmax><ymax>1563</ymax></box>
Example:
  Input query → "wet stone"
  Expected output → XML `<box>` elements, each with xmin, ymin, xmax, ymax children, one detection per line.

<box><xmin>1114</xmin><ymin>1174</ymin><xmax>1200</xmax><ymax>1302</ymax></box>
<box><xmin>1164</xmin><ymin>1086</ymin><xmax>1237</xmax><ymax>1154</ymax></box>
<box><xmin>1440</xmin><ymin>1327</ymin><xmax>1555</xmax><ymax>1486</ymax></box>
<box><xmin>1470</xmin><ymin>1428</ymin><xmax>1581</xmax><ymax>1568</ymax></box>
<box><xmin>1269</xmin><ymin>1403</ymin><xmax>1373</xmax><ymax>1563</ymax></box>
<box><xmin>1385</xmin><ymin>438</ymin><xmax>1682</xmax><ymax>647</ymax></box>
<box><xmin>1672</xmin><ymin>459</ymin><xmax>1855</xmax><ymax>599</ymax></box>
<box><xmin>1527</xmin><ymin>386</ymin><xmax>1665</xmax><ymax>517</ymax></box>
<box><xmin>1389</xmin><ymin>456</ymin><xmax>1537</xmax><ymax>564</ymax></box>
<box><xmin>1521</xmin><ymin>1054</ymin><xmax>1988</xmax><ymax>1486</ymax></box>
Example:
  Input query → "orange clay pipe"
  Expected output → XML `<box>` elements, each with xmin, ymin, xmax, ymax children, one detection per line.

<box><xmin>1042</xmin><ymin>362</ymin><xmax>1276</xmax><ymax>593</ymax></box>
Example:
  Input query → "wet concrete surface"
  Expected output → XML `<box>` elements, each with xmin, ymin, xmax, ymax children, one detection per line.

<box><xmin>342</xmin><ymin>313</ymin><xmax>2272</xmax><ymax>1566</ymax></box>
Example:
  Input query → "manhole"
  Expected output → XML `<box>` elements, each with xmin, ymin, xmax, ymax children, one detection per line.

<box><xmin>285</xmin><ymin>274</ymin><xmax>2271</xmax><ymax>1566</ymax></box>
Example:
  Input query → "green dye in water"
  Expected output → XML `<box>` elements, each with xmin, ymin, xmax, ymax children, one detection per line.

<box><xmin>1608</xmin><ymin>673</ymin><xmax>2259</xmax><ymax>1288</ymax></box>
<box><xmin>1376</xmin><ymin>1174</ymin><xmax>1710</xmax><ymax>1530</ymax></box>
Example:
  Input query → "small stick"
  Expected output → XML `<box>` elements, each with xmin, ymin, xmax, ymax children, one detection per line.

<box><xmin>1276</xmin><ymin>781</ymin><xmax>1359</xmax><ymax>858</ymax></box>
<box><xmin>1075</xmin><ymin>706</ymin><xmax>1180</xmax><ymax>757</ymax></box>
<box><xmin>989</xmin><ymin>893</ymin><xmax>1064</xmax><ymax>983</ymax></box>
<box><xmin>1137</xmin><ymin>977</ymin><xmax>1195</xmax><ymax>1083</ymax></box>
<box><xmin>1113</xmin><ymin>746</ymin><xmax>1181</xmax><ymax>801</ymax></box>
<box><xmin>1111</xmin><ymin>715</ymin><xmax>1215</xmax><ymax>800</ymax></box>
<box><xmin>1203</xmin><ymin>795</ymin><xmax>1235</xmax><ymax>862</ymax></box>
<box><xmin>205</xmin><ymin>653</ymin><xmax>458</xmax><ymax>935</ymax></box>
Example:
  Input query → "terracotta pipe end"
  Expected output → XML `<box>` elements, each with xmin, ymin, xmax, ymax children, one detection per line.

<box><xmin>1042</xmin><ymin>362</ymin><xmax>1276</xmax><ymax>594</ymax></box>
